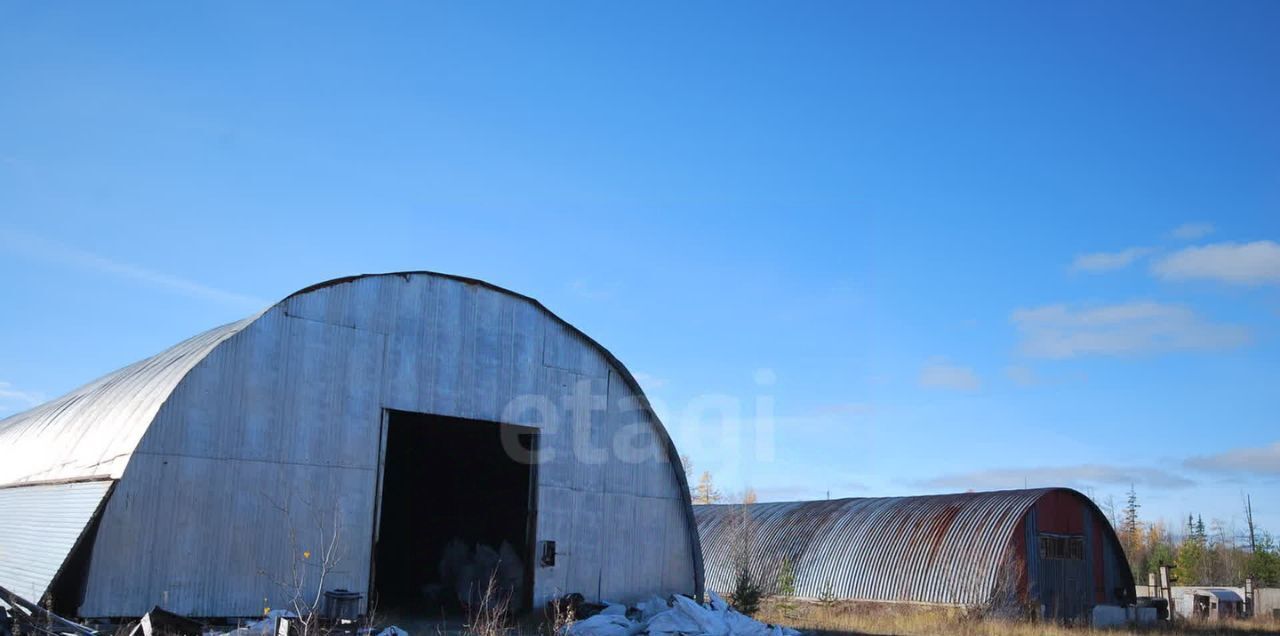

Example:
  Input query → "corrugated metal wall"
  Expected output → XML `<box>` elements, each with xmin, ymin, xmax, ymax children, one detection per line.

<box><xmin>695</xmin><ymin>488</ymin><xmax>1134</xmax><ymax>612</ymax></box>
<box><xmin>696</xmin><ymin>490</ymin><xmax>1044</xmax><ymax>606</ymax></box>
<box><xmin>73</xmin><ymin>273</ymin><xmax>698</xmax><ymax>618</ymax></box>
<box><xmin>0</xmin><ymin>481</ymin><xmax>112</xmax><ymax>602</ymax></box>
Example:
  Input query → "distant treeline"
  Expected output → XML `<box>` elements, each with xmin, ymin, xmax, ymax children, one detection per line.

<box><xmin>1100</xmin><ymin>487</ymin><xmax>1280</xmax><ymax>587</ymax></box>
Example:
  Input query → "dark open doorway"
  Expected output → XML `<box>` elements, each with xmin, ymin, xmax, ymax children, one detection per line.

<box><xmin>372</xmin><ymin>410</ymin><xmax>537</xmax><ymax>616</ymax></box>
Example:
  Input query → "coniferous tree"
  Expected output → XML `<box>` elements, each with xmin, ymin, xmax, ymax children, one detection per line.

<box><xmin>730</xmin><ymin>564</ymin><xmax>762</xmax><ymax>616</ymax></box>
<box><xmin>775</xmin><ymin>555</ymin><xmax>796</xmax><ymax>616</ymax></box>
<box><xmin>1178</xmin><ymin>513</ymin><xmax>1210</xmax><ymax>585</ymax></box>
<box><xmin>1121</xmin><ymin>485</ymin><xmax>1143</xmax><ymax>576</ymax></box>
<box><xmin>1123</xmin><ymin>485</ymin><xmax>1141</xmax><ymax>540</ymax></box>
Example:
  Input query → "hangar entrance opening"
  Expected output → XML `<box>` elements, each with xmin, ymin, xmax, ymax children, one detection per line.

<box><xmin>373</xmin><ymin>410</ymin><xmax>538</xmax><ymax>616</ymax></box>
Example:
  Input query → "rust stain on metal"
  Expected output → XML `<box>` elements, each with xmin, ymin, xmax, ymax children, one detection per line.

<box><xmin>694</xmin><ymin>488</ymin><xmax>1093</xmax><ymax>606</ymax></box>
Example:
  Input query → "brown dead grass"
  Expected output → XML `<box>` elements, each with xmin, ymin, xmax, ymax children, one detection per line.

<box><xmin>756</xmin><ymin>599</ymin><xmax>1280</xmax><ymax>636</ymax></box>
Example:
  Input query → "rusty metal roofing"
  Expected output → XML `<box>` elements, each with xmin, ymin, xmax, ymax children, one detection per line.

<box><xmin>696</xmin><ymin>489</ymin><xmax>1055</xmax><ymax>606</ymax></box>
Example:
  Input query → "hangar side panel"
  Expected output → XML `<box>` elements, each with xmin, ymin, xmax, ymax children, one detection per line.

<box><xmin>0</xmin><ymin>481</ymin><xmax>112</xmax><ymax>602</ymax></box>
<box><xmin>80</xmin><ymin>456</ymin><xmax>376</xmax><ymax>617</ymax></box>
<box><xmin>81</xmin><ymin>313</ymin><xmax>386</xmax><ymax>618</ymax></box>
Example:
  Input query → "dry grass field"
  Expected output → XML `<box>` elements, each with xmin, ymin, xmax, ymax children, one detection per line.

<box><xmin>756</xmin><ymin>600</ymin><xmax>1280</xmax><ymax>636</ymax></box>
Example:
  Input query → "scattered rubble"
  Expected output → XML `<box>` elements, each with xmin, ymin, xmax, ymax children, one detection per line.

<box><xmin>127</xmin><ymin>607</ymin><xmax>202</xmax><ymax>636</ymax></box>
<box><xmin>565</xmin><ymin>593</ymin><xmax>801</xmax><ymax>636</ymax></box>
<box><xmin>0</xmin><ymin>585</ymin><xmax>96</xmax><ymax>636</ymax></box>
<box><xmin>2</xmin><ymin>580</ymin><xmax>798</xmax><ymax>636</ymax></box>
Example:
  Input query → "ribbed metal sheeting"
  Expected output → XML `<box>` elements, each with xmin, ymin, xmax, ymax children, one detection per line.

<box><xmin>0</xmin><ymin>480</ymin><xmax>112</xmax><ymax>602</ymax></box>
<box><xmin>0</xmin><ymin>319</ymin><xmax>253</xmax><ymax>487</ymax></box>
<box><xmin>695</xmin><ymin>489</ymin><xmax>1050</xmax><ymax>606</ymax></box>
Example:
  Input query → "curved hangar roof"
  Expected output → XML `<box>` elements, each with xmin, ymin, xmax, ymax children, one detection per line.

<box><xmin>695</xmin><ymin>488</ymin><xmax>1129</xmax><ymax>607</ymax></box>
<box><xmin>0</xmin><ymin>271</ymin><xmax>686</xmax><ymax>489</ymax></box>
<box><xmin>1</xmin><ymin>272</ymin><xmax>703</xmax><ymax>612</ymax></box>
<box><xmin>0</xmin><ymin>319</ymin><xmax>252</xmax><ymax>486</ymax></box>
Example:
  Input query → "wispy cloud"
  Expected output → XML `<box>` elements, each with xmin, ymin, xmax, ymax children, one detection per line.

<box><xmin>0</xmin><ymin>228</ymin><xmax>266</xmax><ymax>308</ymax></box>
<box><xmin>1151</xmin><ymin>240</ymin><xmax>1280</xmax><ymax>286</ymax></box>
<box><xmin>632</xmin><ymin>372</ymin><xmax>669</xmax><ymax>391</ymax></box>
<box><xmin>0</xmin><ymin>380</ymin><xmax>44</xmax><ymax>413</ymax></box>
<box><xmin>1011</xmin><ymin>301</ymin><xmax>1249</xmax><ymax>359</ymax></box>
<box><xmin>915</xmin><ymin>463</ymin><xmax>1195</xmax><ymax>491</ymax></box>
<box><xmin>1004</xmin><ymin>364</ymin><xmax>1087</xmax><ymax>388</ymax></box>
<box><xmin>1184</xmin><ymin>442</ymin><xmax>1280</xmax><ymax>477</ymax></box>
<box><xmin>1070</xmin><ymin>247</ymin><xmax>1151</xmax><ymax>272</ymax></box>
<box><xmin>1005</xmin><ymin>364</ymin><xmax>1039</xmax><ymax>387</ymax></box>
<box><xmin>918</xmin><ymin>358</ymin><xmax>981</xmax><ymax>391</ymax></box>
<box><xmin>1168</xmin><ymin>222</ymin><xmax>1215</xmax><ymax>241</ymax></box>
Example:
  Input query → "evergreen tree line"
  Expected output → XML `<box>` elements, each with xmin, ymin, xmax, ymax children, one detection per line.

<box><xmin>1105</xmin><ymin>486</ymin><xmax>1280</xmax><ymax>587</ymax></box>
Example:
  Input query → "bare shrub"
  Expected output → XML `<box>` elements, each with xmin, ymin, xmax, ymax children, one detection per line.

<box><xmin>962</xmin><ymin>545</ymin><xmax>1034</xmax><ymax>622</ymax></box>
<box><xmin>258</xmin><ymin>492</ymin><xmax>349</xmax><ymax>636</ymax></box>
<box><xmin>541</xmin><ymin>594</ymin><xmax>576</xmax><ymax>636</ymax></box>
<box><xmin>465</xmin><ymin>569</ymin><xmax>511</xmax><ymax>636</ymax></box>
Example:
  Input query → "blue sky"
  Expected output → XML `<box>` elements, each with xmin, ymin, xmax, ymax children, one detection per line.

<box><xmin>2</xmin><ymin>2</ymin><xmax>1278</xmax><ymax>533</ymax></box>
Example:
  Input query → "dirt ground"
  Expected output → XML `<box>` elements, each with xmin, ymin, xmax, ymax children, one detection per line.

<box><xmin>755</xmin><ymin>599</ymin><xmax>1280</xmax><ymax>636</ymax></box>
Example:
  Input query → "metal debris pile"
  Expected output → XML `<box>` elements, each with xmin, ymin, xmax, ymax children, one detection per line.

<box><xmin>564</xmin><ymin>593</ymin><xmax>801</xmax><ymax>636</ymax></box>
<box><xmin>1</xmin><ymin>585</ymin><xmax>97</xmax><ymax>636</ymax></box>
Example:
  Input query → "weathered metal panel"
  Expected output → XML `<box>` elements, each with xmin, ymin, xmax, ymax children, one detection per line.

<box><xmin>699</xmin><ymin>489</ymin><xmax>1048</xmax><ymax>606</ymax></box>
<box><xmin>81</xmin><ymin>455</ymin><xmax>375</xmax><ymax>618</ymax></box>
<box><xmin>543</xmin><ymin>320</ymin><xmax>609</xmax><ymax>378</ymax></box>
<box><xmin>0</xmin><ymin>272</ymin><xmax>701</xmax><ymax>617</ymax></box>
<box><xmin>661</xmin><ymin>496</ymin><xmax>696</xmax><ymax>595</ymax></box>
<box><xmin>0</xmin><ymin>480</ymin><xmax>112</xmax><ymax>602</ymax></box>
<box><xmin>696</xmin><ymin>488</ymin><xmax>1131</xmax><ymax>612</ymax></box>
<box><xmin>1025</xmin><ymin>507</ymin><xmax>1040</xmax><ymax>600</ymax></box>
<box><xmin>632</xmin><ymin>496</ymin><xmax>670</xmax><ymax>600</ymax></box>
<box><xmin>566</xmin><ymin>489</ymin><xmax>605</xmax><ymax>599</ymax></box>
<box><xmin>81</xmin><ymin>312</ymin><xmax>387</xmax><ymax>617</ymax></box>
<box><xmin>533</xmin><ymin>485</ymin><xmax>573</xmax><ymax>598</ymax></box>
<box><xmin>599</xmin><ymin>493</ymin><xmax>637</xmax><ymax>602</ymax></box>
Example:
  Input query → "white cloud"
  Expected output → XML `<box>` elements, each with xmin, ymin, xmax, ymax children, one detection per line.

<box><xmin>1070</xmin><ymin>247</ymin><xmax>1151</xmax><ymax>272</ymax></box>
<box><xmin>1005</xmin><ymin>364</ymin><xmax>1039</xmax><ymax>387</ymax></box>
<box><xmin>1184</xmin><ymin>442</ymin><xmax>1280</xmax><ymax>477</ymax></box>
<box><xmin>632</xmin><ymin>372</ymin><xmax>669</xmax><ymax>391</ymax></box>
<box><xmin>919</xmin><ymin>358</ymin><xmax>981</xmax><ymax>391</ymax></box>
<box><xmin>1168</xmin><ymin>222</ymin><xmax>1215</xmax><ymax>240</ymax></box>
<box><xmin>0</xmin><ymin>228</ymin><xmax>266</xmax><ymax>308</ymax></box>
<box><xmin>0</xmin><ymin>380</ymin><xmax>44</xmax><ymax>413</ymax></box>
<box><xmin>916</xmin><ymin>463</ymin><xmax>1195</xmax><ymax>491</ymax></box>
<box><xmin>1011</xmin><ymin>301</ymin><xmax>1249</xmax><ymax>358</ymax></box>
<box><xmin>1151</xmin><ymin>240</ymin><xmax>1280</xmax><ymax>286</ymax></box>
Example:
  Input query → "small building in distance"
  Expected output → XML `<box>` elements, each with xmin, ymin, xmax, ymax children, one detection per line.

<box><xmin>1180</xmin><ymin>588</ymin><xmax>1245</xmax><ymax>621</ymax></box>
<box><xmin>695</xmin><ymin>488</ymin><xmax>1134</xmax><ymax>621</ymax></box>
